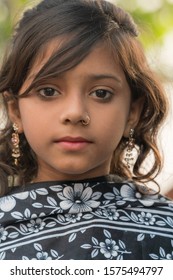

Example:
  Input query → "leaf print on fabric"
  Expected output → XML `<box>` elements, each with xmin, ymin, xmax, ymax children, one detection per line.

<box><xmin>11</xmin><ymin>211</ymin><xmax>23</xmax><ymax>220</ymax></box>
<box><xmin>167</xmin><ymin>217</ymin><xmax>173</xmax><ymax>227</ymax></box>
<box><xmin>120</xmin><ymin>183</ymin><xmax>158</xmax><ymax>206</ymax></box>
<box><xmin>50</xmin><ymin>250</ymin><xmax>60</xmax><ymax>258</ymax></box>
<box><xmin>0</xmin><ymin>191</ymin><xmax>29</xmax><ymax>212</ymax></box>
<box><xmin>92</xmin><ymin>237</ymin><xmax>99</xmax><ymax>245</ymax></box>
<box><xmin>35</xmin><ymin>188</ymin><xmax>49</xmax><ymax>195</ymax></box>
<box><xmin>91</xmin><ymin>248</ymin><xmax>99</xmax><ymax>258</ymax></box>
<box><xmin>58</xmin><ymin>183</ymin><xmax>101</xmax><ymax>213</ymax></box>
<box><xmin>32</xmin><ymin>203</ymin><xmax>43</xmax><ymax>208</ymax></box>
<box><xmin>46</xmin><ymin>221</ymin><xmax>57</xmax><ymax>228</ymax></box>
<box><xmin>30</xmin><ymin>188</ymin><xmax>48</xmax><ymax>200</ymax></box>
<box><xmin>8</xmin><ymin>231</ymin><xmax>19</xmax><ymax>239</ymax></box>
<box><xmin>104</xmin><ymin>186</ymin><xmax>121</xmax><ymax>200</ymax></box>
<box><xmin>104</xmin><ymin>229</ymin><xmax>111</xmax><ymax>239</ymax></box>
<box><xmin>0</xmin><ymin>213</ymin><xmax>4</xmax><ymax>219</ymax></box>
<box><xmin>150</xmin><ymin>240</ymin><xmax>173</xmax><ymax>260</ymax></box>
<box><xmin>50</xmin><ymin>185</ymin><xmax>63</xmax><ymax>192</ymax></box>
<box><xmin>130</xmin><ymin>212</ymin><xmax>138</xmax><ymax>222</ymax></box>
<box><xmin>0</xmin><ymin>252</ymin><xmax>6</xmax><ymax>260</ymax></box>
<box><xmin>24</xmin><ymin>208</ymin><xmax>31</xmax><ymax>219</ymax></box>
<box><xmin>69</xmin><ymin>233</ymin><xmax>77</xmax><ymax>243</ymax></box>
<box><xmin>34</xmin><ymin>243</ymin><xmax>43</xmax><ymax>251</ymax></box>
<box><xmin>57</xmin><ymin>214</ymin><xmax>66</xmax><ymax>223</ymax></box>
<box><xmin>47</xmin><ymin>196</ymin><xmax>57</xmax><ymax>207</ymax></box>
<box><xmin>137</xmin><ymin>233</ymin><xmax>145</xmax><ymax>241</ymax></box>
<box><xmin>155</xmin><ymin>221</ymin><xmax>166</xmax><ymax>226</ymax></box>
<box><xmin>83</xmin><ymin>213</ymin><xmax>94</xmax><ymax>220</ymax></box>
<box><xmin>20</xmin><ymin>224</ymin><xmax>28</xmax><ymax>233</ymax></box>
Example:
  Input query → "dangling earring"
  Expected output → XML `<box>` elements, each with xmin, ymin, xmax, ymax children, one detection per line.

<box><xmin>124</xmin><ymin>128</ymin><xmax>135</xmax><ymax>169</ymax></box>
<box><xmin>11</xmin><ymin>123</ymin><xmax>21</xmax><ymax>166</ymax></box>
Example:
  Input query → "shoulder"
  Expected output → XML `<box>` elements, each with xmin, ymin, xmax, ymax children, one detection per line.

<box><xmin>105</xmin><ymin>175</ymin><xmax>173</xmax><ymax>209</ymax></box>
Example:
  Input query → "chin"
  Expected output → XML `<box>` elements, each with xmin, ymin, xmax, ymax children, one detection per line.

<box><xmin>56</xmin><ymin>167</ymin><xmax>94</xmax><ymax>180</ymax></box>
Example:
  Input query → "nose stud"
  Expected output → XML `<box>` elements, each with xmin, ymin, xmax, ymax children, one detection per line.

<box><xmin>81</xmin><ymin>115</ymin><xmax>90</xmax><ymax>126</ymax></box>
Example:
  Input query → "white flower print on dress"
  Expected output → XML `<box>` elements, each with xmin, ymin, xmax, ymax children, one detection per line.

<box><xmin>81</xmin><ymin>229</ymin><xmax>131</xmax><ymax>259</ymax></box>
<box><xmin>0</xmin><ymin>191</ymin><xmax>29</xmax><ymax>212</ymax></box>
<box><xmin>102</xmin><ymin>207</ymin><xmax>119</xmax><ymax>220</ymax></box>
<box><xmin>138</xmin><ymin>212</ymin><xmax>156</xmax><ymax>226</ymax></box>
<box><xmin>1</xmin><ymin>179</ymin><xmax>173</xmax><ymax>260</ymax></box>
<box><xmin>120</xmin><ymin>183</ymin><xmax>159</xmax><ymax>206</ymax></box>
<box><xmin>58</xmin><ymin>183</ymin><xmax>101</xmax><ymax>213</ymax></box>
<box><xmin>0</xmin><ymin>227</ymin><xmax>8</xmax><ymax>242</ymax></box>
<box><xmin>65</xmin><ymin>213</ymin><xmax>83</xmax><ymax>223</ymax></box>
<box><xmin>32</xmin><ymin>251</ymin><xmax>52</xmax><ymax>260</ymax></box>
<box><xmin>100</xmin><ymin>239</ymin><xmax>119</xmax><ymax>258</ymax></box>
<box><xmin>27</xmin><ymin>218</ymin><xmax>46</xmax><ymax>233</ymax></box>
<box><xmin>23</xmin><ymin>243</ymin><xmax>64</xmax><ymax>260</ymax></box>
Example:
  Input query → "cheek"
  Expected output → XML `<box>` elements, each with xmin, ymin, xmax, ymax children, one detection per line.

<box><xmin>19</xmin><ymin>104</ymin><xmax>46</xmax><ymax>146</ymax></box>
<box><xmin>94</xmin><ymin>105</ymin><xmax>129</xmax><ymax>137</ymax></box>
<box><xmin>104</xmin><ymin>124</ymin><xmax>123</xmax><ymax>148</ymax></box>
<box><xmin>19</xmin><ymin>100</ymin><xmax>48</xmax><ymax>128</ymax></box>
<box><xmin>94</xmin><ymin>114</ymin><xmax>126</xmax><ymax>153</ymax></box>
<box><xmin>22</xmin><ymin>121</ymin><xmax>40</xmax><ymax>149</ymax></box>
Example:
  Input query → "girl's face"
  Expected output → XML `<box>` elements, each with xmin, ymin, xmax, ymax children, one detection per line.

<box><xmin>9</xmin><ymin>41</ymin><xmax>141</xmax><ymax>182</ymax></box>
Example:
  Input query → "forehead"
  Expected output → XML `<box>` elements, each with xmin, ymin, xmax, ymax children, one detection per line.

<box><xmin>19</xmin><ymin>37</ymin><xmax>129</xmax><ymax>96</ymax></box>
<box><xmin>22</xmin><ymin>36</ymin><xmax>125</xmax><ymax>92</ymax></box>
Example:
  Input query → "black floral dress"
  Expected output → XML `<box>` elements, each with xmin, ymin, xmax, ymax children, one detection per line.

<box><xmin>0</xmin><ymin>176</ymin><xmax>173</xmax><ymax>260</ymax></box>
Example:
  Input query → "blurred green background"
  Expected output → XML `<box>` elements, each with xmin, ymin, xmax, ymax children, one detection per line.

<box><xmin>0</xmin><ymin>0</ymin><xmax>173</xmax><ymax>194</ymax></box>
<box><xmin>0</xmin><ymin>0</ymin><xmax>173</xmax><ymax>81</ymax></box>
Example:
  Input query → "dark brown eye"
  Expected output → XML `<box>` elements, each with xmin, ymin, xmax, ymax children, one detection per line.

<box><xmin>38</xmin><ymin>87</ymin><xmax>59</xmax><ymax>97</ymax></box>
<box><xmin>91</xmin><ymin>89</ymin><xmax>113</xmax><ymax>100</ymax></box>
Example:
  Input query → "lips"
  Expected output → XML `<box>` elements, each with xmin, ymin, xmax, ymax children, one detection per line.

<box><xmin>56</xmin><ymin>136</ymin><xmax>91</xmax><ymax>143</ymax></box>
<box><xmin>54</xmin><ymin>136</ymin><xmax>93</xmax><ymax>151</ymax></box>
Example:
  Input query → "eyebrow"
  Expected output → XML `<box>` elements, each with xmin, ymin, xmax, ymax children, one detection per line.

<box><xmin>87</xmin><ymin>73</ymin><xmax>122</xmax><ymax>84</ymax></box>
<box><xmin>27</xmin><ymin>73</ymin><xmax>122</xmax><ymax>85</ymax></box>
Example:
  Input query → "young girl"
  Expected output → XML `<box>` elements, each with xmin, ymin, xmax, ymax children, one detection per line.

<box><xmin>0</xmin><ymin>0</ymin><xmax>172</xmax><ymax>260</ymax></box>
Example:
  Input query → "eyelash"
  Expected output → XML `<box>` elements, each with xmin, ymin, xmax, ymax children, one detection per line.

<box><xmin>36</xmin><ymin>87</ymin><xmax>114</xmax><ymax>102</ymax></box>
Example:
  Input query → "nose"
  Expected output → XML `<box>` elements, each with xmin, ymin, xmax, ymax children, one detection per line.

<box><xmin>60</xmin><ymin>94</ymin><xmax>88</xmax><ymax>125</ymax></box>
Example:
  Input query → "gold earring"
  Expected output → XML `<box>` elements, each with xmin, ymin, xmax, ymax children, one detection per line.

<box><xmin>81</xmin><ymin>115</ymin><xmax>90</xmax><ymax>126</ymax></box>
<box><xmin>11</xmin><ymin>123</ymin><xmax>21</xmax><ymax>166</ymax></box>
<box><xmin>124</xmin><ymin>128</ymin><xmax>135</xmax><ymax>169</ymax></box>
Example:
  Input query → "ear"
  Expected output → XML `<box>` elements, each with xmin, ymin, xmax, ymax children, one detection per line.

<box><xmin>4</xmin><ymin>91</ymin><xmax>23</xmax><ymax>133</ymax></box>
<box><xmin>123</xmin><ymin>97</ymin><xmax>144</xmax><ymax>137</ymax></box>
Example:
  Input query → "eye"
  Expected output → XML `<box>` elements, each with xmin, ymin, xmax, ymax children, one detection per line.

<box><xmin>90</xmin><ymin>89</ymin><xmax>113</xmax><ymax>101</ymax></box>
<box><xmin>37</xmin><ymin>87</ymin><xmax>60</xmax><ymax>98</ymax></box>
